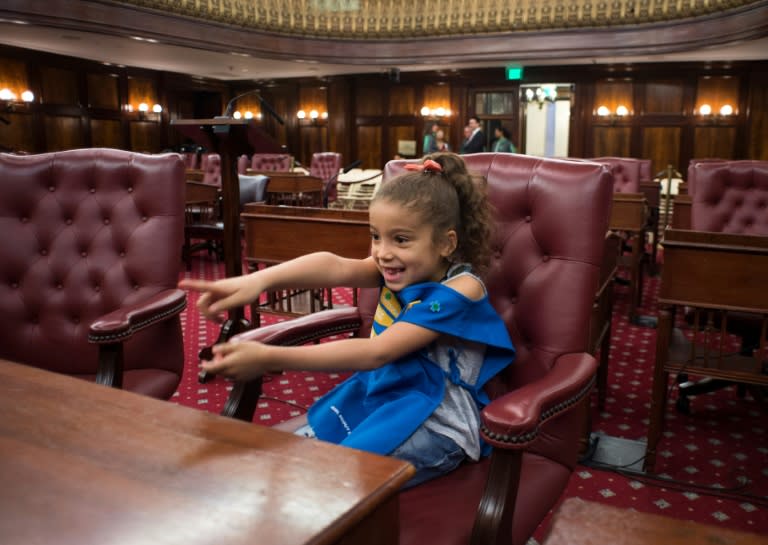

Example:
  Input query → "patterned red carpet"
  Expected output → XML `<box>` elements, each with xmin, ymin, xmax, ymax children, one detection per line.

<box><xmin>175</xmin><ymin>254</ymin><xmax>767</xmax><ymax>541</ymax></box>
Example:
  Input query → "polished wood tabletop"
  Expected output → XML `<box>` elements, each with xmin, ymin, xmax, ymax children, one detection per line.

<box><xmin>0</xmin><ymin>359</ymin><xmax>414</xmax><ymax>545</ymax></box>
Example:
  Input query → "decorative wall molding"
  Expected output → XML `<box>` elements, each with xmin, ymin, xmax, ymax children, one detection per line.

<box><xmin>119</xmin><ymin>0</ymin><xmax>763</xmax><ymax>38</ymax></box>
<box><xmin>2</xmin><ymin>0</ymin><xmax>767</xmax><ymax>68</ymax></box>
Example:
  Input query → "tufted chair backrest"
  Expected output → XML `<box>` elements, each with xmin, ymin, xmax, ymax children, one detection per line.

<box><xmin>251</xmin><ymin>153</ymin><xmax>292</xmax><ymax>172</ymax></box>
<box><xmin>310</xmin><ymin>152</ymin><xmax>343</xmax><ymax>204</ymax></box>
<box><xmin>237</xmin><ymin>154</ymin><xmax>250</xmax><ymax>174</ymax></box>
<box><xmin>0</xmin><ymin>149</ymin><xmax>186</xmax><ymax>387</ymax></box>
<box><xmin>381</xmin><ymin>153</ymin><xmax>613</xmax><ymax>393</ymax></box>
<box><xmin>686</xmin><ymin>158</ymin><xmax>726</xmax><ymax>196</ymax></box>
<box><xmin>589</xmin><ymin>156</ymin><xmax>641</xmax><ymax>193</ymax></box>
<box><xmin>202</xmin><ymin>153</ymin><xmax>222</xmax><ymax>185</ymax></box>
<box><xmin>691</xmin><ymin>160</ymin><xmax>768</xmax><ymax>235</ymax></box>
<box><xmin>182</xmin><ymin>152</ymin><xmax>198</xmax><ymax>169</ymax></box>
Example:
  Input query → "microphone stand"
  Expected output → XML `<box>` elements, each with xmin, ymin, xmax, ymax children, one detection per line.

<box><xmin>323</xmin><ymin>160</ymin><xmax>363</xmax><ymax>207</ymax></box>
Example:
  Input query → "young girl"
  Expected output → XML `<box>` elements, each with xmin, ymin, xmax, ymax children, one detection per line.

<box><xmin>180</xmin><ymin>152</ymin><xmax>515</xmax><ymax>487</ymax></box>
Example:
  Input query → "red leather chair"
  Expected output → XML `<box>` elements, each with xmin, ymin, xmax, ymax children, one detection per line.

<box><xmin>237</xmin><ymin>154</ymin><xmax>250</xmax><ymax>174</ymax></box>
<box><xmin>673</xmin><ymin>159</ymin><xmax>768</xmax><ymax>410</ymax></box>
<box><xmin>201</xmin><ymin>152</ymin><xmax>221</xmax><ymax>186</ymax></box>
<box><xmin>221</xmin><ymin>152</ymin><xmax>613</xmax><ymax>544</ymax></box>
<box><xmin>588</xmin><ymin>157</ymin><xmax>650</xmax><ymax>320</ymax></box>
<box><xmin>250</xmin><ymin>153</ymin><xmax>292</xmax><ymax>172</ymax></box>
<box><xmin>0</xmin><ymin>149</ymin><xmax>187</xmax><ymax>399</ymax></box>
<box><xmin>309</xmin><ymin>151</ymin><xmax>343</xmax><ymax>206</ymax></box>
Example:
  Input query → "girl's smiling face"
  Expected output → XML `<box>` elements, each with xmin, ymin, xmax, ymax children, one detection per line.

<box><xmin>368</xmin><ymin>199</ymin><xmax>456</xmax><ymax>291</ymax></box>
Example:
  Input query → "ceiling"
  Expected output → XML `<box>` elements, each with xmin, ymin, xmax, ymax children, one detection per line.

<box><xmin>2</xmin><ymin>15</ymin><xmax>768</xmax><ymax>81</ymax></box>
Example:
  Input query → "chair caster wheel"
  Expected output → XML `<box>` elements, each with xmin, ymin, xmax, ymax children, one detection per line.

<box><xmin>675</xmin><ymin>396</ymin><xmax>690</xmax><ymax>414</ymax></box>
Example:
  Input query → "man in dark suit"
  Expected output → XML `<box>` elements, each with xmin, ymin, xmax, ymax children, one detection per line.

<box><xmin>461</xmin><ymin>116</ymin><xmax>485</xmax><ymax>154</ymax></box>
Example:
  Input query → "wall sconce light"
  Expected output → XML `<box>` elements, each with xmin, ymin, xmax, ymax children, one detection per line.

<box><xmin>696</xmin><ymin>103</ymin><xmax>735</xmax><ymax>122</ymax></box>
<box><xmin>522</xmin><ymin>86</ymin><xmax>557</xmax><ymax>109</ymax></box>
<box><xmin>233</xmin><ymin>110</ymin><xmax>261</xmax><ymax>120</ymax></box>
<box><xmin>420</xmin><ymin>106</ymin><xmax>451</xmax><ymax>118</ymax></box>
<box><xmin>126</xmin><ymin>101</ymin><xmax>163</xmax><ymax>120</ymax></box>
<box><xmin>297</xmin><ymin>109</ymin><xmax>328</xmax><ymax>124</ymax></box>
<box><xmin>595</xmin><ymin>104</ymin><xmax>632</xmax><ymax>122</ymax></box>
<box><xmin>1</xmin><ymin>87</ymin><xmax>35</xmax><ymax>113</ymax></box>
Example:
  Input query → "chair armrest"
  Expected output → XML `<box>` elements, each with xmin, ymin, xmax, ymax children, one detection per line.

<box><xmin>219</xmin><ymin>306</ymin><xmax>363</xmax><ymax>421</ymax></box>
<box><xmin>88</xmin><ymin>289</ymin><xmax>187</xmax><ymax>343</ymax></box>
<box><xmin>480</xmin><ymin>352</ymin><xmax>598</xmax><ymax>449</ymax></box>
<box><xmin>232</xmin><ymin>306</ymin><xmax>363</xmax><ymax>345</ymax></box>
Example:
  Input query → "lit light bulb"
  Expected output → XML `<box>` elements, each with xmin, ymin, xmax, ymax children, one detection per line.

<box><xmin>616</xmin><ymin>105</ymin><xmax>629</xmax><ymax>116</ymax></box>
<box><xmin>321</xmin><ymin>111</ymin><xmax>328</xmax><ymax>119</ymax></box>
<box><xmin>719</xmin><ymin>104</ymin><xmax>733</xmax><ymax>116</ymax></box>
<box><xmin>152</xmin><ymin>104</ymin><xmax>162</xmax><ymax>113</ymax></box>
<box><xmin>244</xmin><ymin>111</ymin><xmax>254</xmax><ymax>119</ymax></box>
<box><xmin>0</xmin><ymin>88</ymin><xmax>15</xmax><ymax>101</ymax></box>
<box><xmin>698</xmin><ymin>104</ymin><xmax>712</xmax><ymax>115</ymax></box>
<box><xmin>232</xmin><ymin>111</ymin><xmax>242</xmax><ymax>119</ymax></box>
<box><xmin>138</xmin><ymin>103</ymin><xmax>149</xmax><ymax>112</ymax></box>
<box><xmin>309</xmin><ymin>109</ymin><xmax>319</xmax><ymax>119</ymax></box>
<box><xmin>297</xmin><ymin>110</ymin><xmax>306</xmax><ymax>119</ymax></box>
<box><xmin>597</xmin><ymin>106</ymin><xmax>610</xmax><ymax>116</ymax></box>
<box><xmin>21</xmin><ymin>90</ymin><xmax>34</xmax><ymax>102</ymax></box>
<box><xmin>420</xmin><ymin>106</ymin><xmax>431</xmax><ymax>116</ymax></box>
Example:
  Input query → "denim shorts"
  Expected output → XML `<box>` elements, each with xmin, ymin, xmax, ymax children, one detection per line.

<box><xmin>390</xmin><ymin>426</ymin><xmax>466</xmax><ymax>489</ymax></box>
<box><xmin>294</xmin><ymin>423</ymin><xmax>465</xmax><ymax>489</ymax></box>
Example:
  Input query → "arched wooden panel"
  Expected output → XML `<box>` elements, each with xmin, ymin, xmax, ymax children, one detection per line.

<box><xmin>592</xmin><ymin>126</ymin><xmax>631</xmax><ymax>157</ymax></box>
<box><xmin>91</xmin><ymin>119</ymin><xmax>124</xmax><ymax>149</ymax></box>
<box><xmin>642</xmin><ymin>126</ymin><xmax>681</xmax><ymax>175</ymax></box>
<box><xmin>694</xmin><ymin>126</ymin><xmax>736</xmax><ymax>159</ymax></box>
<box><xmin>356</xmin><ymin>125</ymin><xmax>382</xmax><ymax>169</ymax></box>
<box><xmin>44</xmin><ymin>115</ymin><xmax>84</xmax><ymax>151</ymax></box>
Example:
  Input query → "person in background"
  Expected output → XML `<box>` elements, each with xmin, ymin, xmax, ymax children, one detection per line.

<box><xmin>459</xmin><ymin>125</ymin><xmax>472</xmax><ymax>154</ymax></box>
<box><xmin>461</xmin><ymin>116</ymin><xmax>485</xmax><ymax>154</ymax></box>
<box><xmin>179</xmin><ymin>152</ymin><xmax>515</xmax><ymax>489</ymax></box>
<box><xmin>422</xmin><ymin>123</ymin><xmax>440</xmax><ymax>154</ymax></box>
<box><xmin>492</xmin><ymin>126</ymin><xmax>516</xmax><ymax>153</ymax></box>
<box><xmin>434</xmin><ymin>129</ymin><xmax>450</xmax><ymax>152</ymax></box>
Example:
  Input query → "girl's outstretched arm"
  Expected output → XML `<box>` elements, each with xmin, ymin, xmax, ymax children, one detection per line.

<box><xmin>202</xmin><ymin>319</ymin><xmax>441</xmax><ymax>381</ymax></box>
<box><xmin>179</xmin><ymin>252</ymin><xmax>380</xmax><ymax>322</ymax></box>
<box><xmin>202</xmin><ymin>275</ymin><xmax>486</xmax><ymax>381</ymax></box>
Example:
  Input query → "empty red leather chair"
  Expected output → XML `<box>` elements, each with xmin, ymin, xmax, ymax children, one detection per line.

<box><xmin>250</xmin><ymin>153</ymin><xmax>292</xmax><ymax>172</ymax></box>
<box><xmin>589</xmin><ymin>156</ymin><xmax>641</xmax><ymax>193</ymax></box>
<box><xmin>222</xmin><ymin>152</ymin><xmax>614</xmax><ymax>544</ymax></box>
<box><xmin>0</xmin><ymin>149</ymin><xmax>187</xmax><ymax>399</ymax></box>
<box><xmin>309</xmin><ymin>152</ymin><xmax>343</xmax><ymax>205</ymax></box>
<box><xmin>201</xmin><ymin>153</ymin><xmax>221</xmax><ymax>186</ymax></box>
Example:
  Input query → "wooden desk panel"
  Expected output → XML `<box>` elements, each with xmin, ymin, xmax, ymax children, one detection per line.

<box><xmin>543</xmin><ymin>498</ymin><xmax>765</xmax><ymax>545</ymax></box>
<box><xmin>242</xmin><ymin>205</ymin><xmax>370</xmax><ymax>264</ymax></box>
<box><xmin>609</xmin><ymin>193</ymin><xmax>648</xmax><ymax>231</ymax></box>
<box><xmin>660</xmin><ymin>229</ymin><xmax>768</xmax><ymax>311</ymax></box>
<box><xmin>0</xmin><ymin>360</ymin><xmax>413</xmax><ymax>545</ymax></box>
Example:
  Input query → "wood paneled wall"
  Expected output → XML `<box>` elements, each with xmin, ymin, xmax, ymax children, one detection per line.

<box><xmin>1</xmin><ymin>44</ymin><xmax>766</xmax><ymax>175</ymax></box>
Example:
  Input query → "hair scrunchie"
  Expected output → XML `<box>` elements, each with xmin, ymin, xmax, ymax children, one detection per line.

<box><xmin>404</xmin><ymin>159</ymin><xmax>443</xmax><ymax>173</ymax></box>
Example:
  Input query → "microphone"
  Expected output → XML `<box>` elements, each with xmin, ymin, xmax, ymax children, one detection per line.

<box><xmin>222</xmin><ymin>90</ymin><xmax>285</xmax><ymax>125</ymax></box>
<box><xmin>343</xmin><ymin>159</ymin><xmax>362</xmax><ymax>173</ymax></box>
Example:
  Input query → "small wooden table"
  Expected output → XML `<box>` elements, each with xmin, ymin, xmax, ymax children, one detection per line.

<box><xmin>0</xmin><ymin>359</ymin><xmax>414</xmax><ymax>545</ymax></box>
<box><xmin>543</xmin><ymin>498</ymin><xmax>765</xmax><ymax>545</ymax></box>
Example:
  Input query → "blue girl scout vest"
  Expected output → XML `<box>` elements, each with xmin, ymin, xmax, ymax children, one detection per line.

<box><xmin>307</xmin><ymin>281</ymin><xmax>516</xmax><ymax>455</ymax></box>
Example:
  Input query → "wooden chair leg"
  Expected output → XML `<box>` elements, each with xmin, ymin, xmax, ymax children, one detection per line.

<box><xmin>645</xmin><ymin>306</ymin><xmax>673</xmax><ymax>472</ymax></box>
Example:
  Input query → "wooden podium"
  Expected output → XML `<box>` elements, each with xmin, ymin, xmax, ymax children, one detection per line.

<box><xmin>172</xmin><ymin>118</ymin><xmax>281</xmax><ymax>283</ymax></box>
<box><xmin>172</xmin><ymin>118</ymin><xmax>281</xmax><ymax>387</ymax></box>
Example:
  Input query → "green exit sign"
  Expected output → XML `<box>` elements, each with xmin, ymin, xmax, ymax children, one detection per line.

<box><xmin>505</xmin><ymin>66</ymin><xmax>523</xmax><ymax>80</ymax></box>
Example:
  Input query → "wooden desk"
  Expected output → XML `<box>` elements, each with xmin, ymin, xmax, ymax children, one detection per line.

<box><xmin>609</xmin><ymin>193</ymin><xmax>650</xmax><ymax>320</ymax></box>
<box><xmin>645</xmin><ymin>228</ymin><xmax>768</xmax><ymax>471</ymax></box>
<box><xmin>241</xmin><ymin>204</ymin><xmax>371</xmax><ymax>326</ymax></box>
<box><xmin>543</xmin><ymin>498</ymin><xmax>765</xmax><ymax>545</ymax></box>
<box><xmin>0</xmin><ymin>359</ymin><xmax>414</xmax><ymax>545</ymax></box>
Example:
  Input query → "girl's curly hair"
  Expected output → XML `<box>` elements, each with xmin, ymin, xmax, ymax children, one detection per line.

<box><xmin>372</xmin><ymin>152</ymin><xmax>494</xmax><ymax>274</ymax></box>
